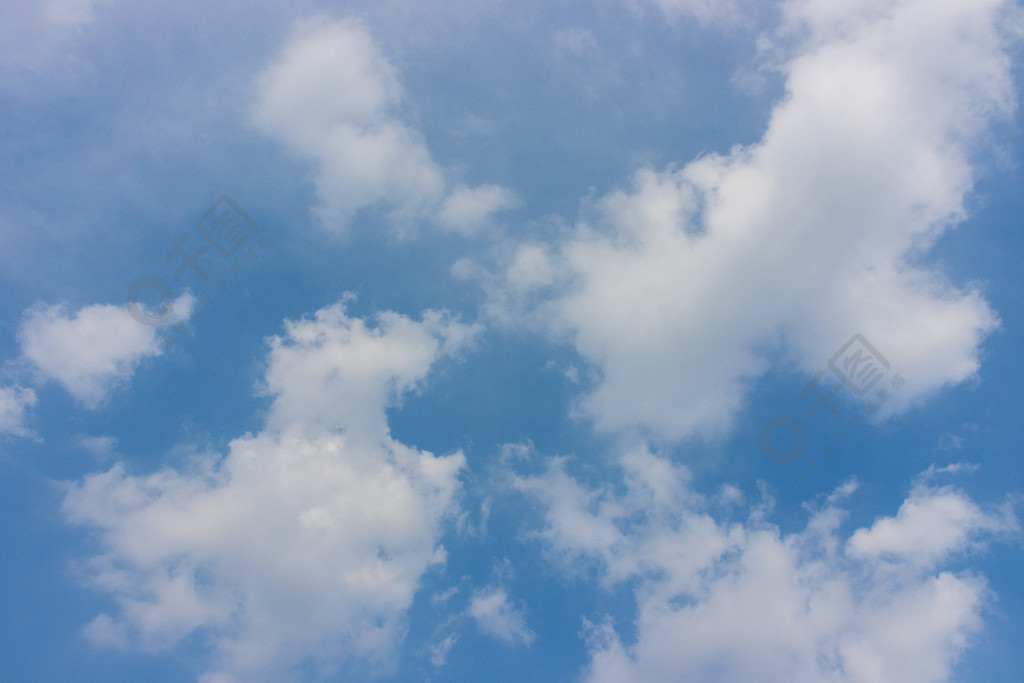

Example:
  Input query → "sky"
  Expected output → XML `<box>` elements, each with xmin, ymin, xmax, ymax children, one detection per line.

<box><xmin>1</xmin><ymin>0</ymin><xmax>1024</xmax><ymax>681</ymax></box>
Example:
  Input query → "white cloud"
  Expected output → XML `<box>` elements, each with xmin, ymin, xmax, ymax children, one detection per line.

<box><xmin>467</xmin><ymin>587</ymin><xmax>536</xmax><ymax>647</ymax></box>
<box><xmin>62</xmin><ymin>300</ymin><xmax>475</xmax><ymax>681</ymax></box>
<box><xmin>512</xmin><ymin>448</ymin><xmax>1017</xmax><ymax>682</ymax></box>
<box><xmin>506</xmin><ymin>243</ymin><xmax>556</xmax><ymax>291</ymax></box>
<box><xmin>0</xmin><ymin>384</ymin><xmax>37</xmax><ymax>438</ymax></box>
<box><xmin>846</xmin><ymin>480</ymin><xmax>1013</xmax><ymax>572</ymax></box>
<box><xmin>476</xmin><ymin>0</ymin><xmax>1013</xmax><ymax>442</ymax></box>
<box><xmin>262</xmin><ymin>300</ymin><xmax>480</xmax><ymax>443</ymax></box>
<box><xmin>252</xmin><ymin>16</ymin><xmax>442</xmax><ymax>232</ymax></box>
<box><xmin>253</xmin><ymin>17</ymin><xmax>513</xmax><ymax>237</ymax></box>
<box><xmin>436</xmin><ymin>185</ymin><xmax>518</xmax><ymax>236</ymax></box>
<box><xmin>936</xmin><ymin>433</ymin><xmax>966</xmax><ymax>452</ymax></box>
<box><xmin>18</xmin><ymin>296</ymin><xmax>193</xmax><ymax>408</ymax></box>
<box><xmin>920</xmin><ymin>462</ymin><xmax>980</xmax><ymax>479</ymax></box>
<box><xmin>76</xmin><ymin>434</ymin><xmax>117</xmax><ymax>457</ymax></box>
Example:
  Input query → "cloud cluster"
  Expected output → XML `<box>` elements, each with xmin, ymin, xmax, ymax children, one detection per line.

<box><xmin>17</xmin><ymin>296</ymin><xmax>193</xmax><ymax>408</ymax></box>
<box><xmin>512</xmin><ymin>448</ymin><xmax>1017</xmax><ymax>682</ymax></box>
<box><xmin>62</xmin><ymin>301</ymin><xmax>476</xmax><ymax>680</ymax></box>
<box><xmin>477</xmin><ymin>0</ymin><xmax>1013</xmax><ymax>441</ymax></box>
<box><xmin>22</xmin><ymin>1</ymin><xmax>1020</xmax><ymax>681</ymax></box>
<box><xmin>253</xmin><ymin>17</ymin><xmax>514</xmax><ymax>237</ymax></box>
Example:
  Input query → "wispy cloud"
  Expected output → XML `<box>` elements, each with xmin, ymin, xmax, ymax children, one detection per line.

<box><xmin>467</xmin><ymin>586</ymin><xmax>536</xmax><ymax>647</ymax></box>
<box><xmin>0</xmin><ymin>384</ymin><xmax>37</xmax><ymax>438</ymax></box>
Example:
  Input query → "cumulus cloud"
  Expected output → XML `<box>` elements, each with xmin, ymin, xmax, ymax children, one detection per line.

<box><xmin>0</xmin><ymin>384</ymin><xmax>37</xmax><ymax>438</ymax></box>
<box><xmin>512</xmin><ymin>448</ymin><xmax>1017</xmax><ymax>682</ymax></box>
<box><xmin>467</xmin><ymin>586</ymin><xmax>536</xmax><ymax>647</ymax></box>
<box><xmin>474</xmin><ymin>0</ymin><xmax>1013</xmax><ymax>441</ymax></box>
<box><xmin>17</xmin><ymin>296</ymin><xmax>193</xmax><ymax>408</ymax></box>
<box><xmin>62</xmin><ymin>300</ymin><xmax>477</xmax><ymax>680</ymax></box>
<box><xmin>262</xmin><ymin>300</ymin><xmax>480</xmax><ymax>442</ymax></box>
<box><xmin>846</xmin><ymin>478</ymin><xmax>1012</xmax><ymax>572</ymax></box>
<box><xmin>253</xmin><ymin>17</ymin><xmax>513</xmax><ymax>236</ymax></box>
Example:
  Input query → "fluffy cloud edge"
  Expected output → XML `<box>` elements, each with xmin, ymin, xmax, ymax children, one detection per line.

<box><xmin>508</xmin><ymin>446</ymin><xmax>1017</xmax><ymax>682</ymax></box>
<box><xmin>61</xmin><ymin>299</ymin><xmax>476</xmax><ymax>680</ymax></box>
<box><xmin>467</xmin><ymin>0</ymin><xmax>1016</xmax><ymax>443</ymax></box>
<box><xmin>17</xmin><ymin>294</ymin><xmax>194</xmax><ymax>408</ymax></box>
<box><xmin>252</xmin><ymin>16</ymin><xmax>515</xmax><ymax>238</ymax></box>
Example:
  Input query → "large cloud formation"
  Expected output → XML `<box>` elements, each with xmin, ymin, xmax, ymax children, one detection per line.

<box><xmin>480</xmin><ymin>0</ymin><xmax>1014</xmax><ymax>441</ymax></box>
<box><xmin>512</xmin><ymin>449</ymin><xmax>1016</xmax><ymax>682</ymax></box>
<box><xmin>62</xmin><ymin>301</ymin><xmax>478</xmax><ymax>681</ymax></box>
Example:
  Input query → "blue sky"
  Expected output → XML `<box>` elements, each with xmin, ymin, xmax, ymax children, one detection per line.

<box><xmin>2</xmin><ymin>0</ymin><xmax>1024</xmax><ymax>681</ymax></box>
